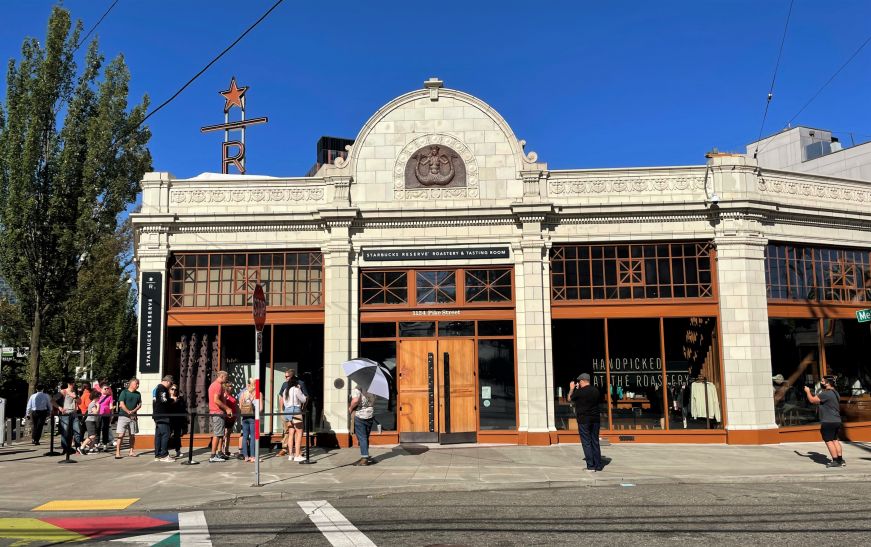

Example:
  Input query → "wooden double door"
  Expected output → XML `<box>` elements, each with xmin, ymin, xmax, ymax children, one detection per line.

<box><xmin>398</xmin><ymin>339</ymin><xmax>477</xmax><ymax>444</ymax></box>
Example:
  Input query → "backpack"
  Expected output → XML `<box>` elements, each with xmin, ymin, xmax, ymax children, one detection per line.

<box><xmin>240</xmin><ymin>392</ymin><xmax>254</xmax><ymax>415</ymax></box>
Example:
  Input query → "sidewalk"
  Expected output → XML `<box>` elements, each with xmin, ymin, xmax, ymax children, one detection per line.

<box><xmin>1</xmin><ymin>440</ymin><xmax>869</xmax><ymax>512</ymax></box>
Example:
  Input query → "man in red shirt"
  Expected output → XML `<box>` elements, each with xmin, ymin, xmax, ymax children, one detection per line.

<box><xmin>208</xmin><ymin>371</ymin><xmax>233</xmax><ymax>463</ymax></box>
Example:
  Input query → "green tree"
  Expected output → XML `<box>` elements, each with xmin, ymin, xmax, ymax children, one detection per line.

<box><xmin>0</xmin><ymin>7</ymin><xmax>151</xmax><ymax>394</ymax></box>
<box><xmin>53</xmin><ymin>219</ymin><xmax>137</xmax><ymax>382</ymax></box>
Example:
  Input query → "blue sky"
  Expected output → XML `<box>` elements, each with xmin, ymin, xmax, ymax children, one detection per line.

<box><xmin>3</xmin><ymin>1</ymin><xmax>871</xmax><ymax>179</ymax></box>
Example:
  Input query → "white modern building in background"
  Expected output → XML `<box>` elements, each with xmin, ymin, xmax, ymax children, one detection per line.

<box><xmin>132</xmin><ymin>79</ymin><xmax>871</xmax><ymax>447</ymax></box>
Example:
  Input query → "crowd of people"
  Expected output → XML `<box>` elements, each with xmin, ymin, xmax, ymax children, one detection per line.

<box><xmin>21</xmin><ymin>368</ymin><xmax>323</xmax><ymax>464</ymax></box>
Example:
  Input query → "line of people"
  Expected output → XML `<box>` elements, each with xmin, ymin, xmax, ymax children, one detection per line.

<box><xmin>23</xmin><ymin>369</ymin><xmax>315</xmax><ymax>463</ymax></box>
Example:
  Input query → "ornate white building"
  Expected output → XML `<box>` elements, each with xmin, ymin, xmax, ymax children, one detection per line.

<box><xmin>133</xmin><ymin>79</ymin><xmax>871</xmax><ymax>446</ymax></box>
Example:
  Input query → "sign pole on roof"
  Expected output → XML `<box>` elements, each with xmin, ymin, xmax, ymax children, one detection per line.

<box><xmin>252</xmin><ymin>283</ymin><xmax>266</xmax><ymax>487</ymax></box>
<box><xmin>200</xmin><ymin>76</ymin><xmax>268</xmax><ymax>175</ymax></box>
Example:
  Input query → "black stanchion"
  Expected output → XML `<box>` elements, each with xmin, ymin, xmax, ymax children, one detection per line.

<box><xmin>180</xmin><ymin>412</ymin><xmax>199</xmax><ymax>465</ymax></box>
<box><xmin>58</xmin><ymin>415</ymin><xmax>76</xmax><ymax>464</ymax></box>
<box><xmin>299</xmin><ymin>407</ymin><xmax>315</xmax><ymax>465</ymax></box>
<box><xmin>45</xmin><ymin>415</ymin><xmax>60</xmax><ymax>457</ymax></box>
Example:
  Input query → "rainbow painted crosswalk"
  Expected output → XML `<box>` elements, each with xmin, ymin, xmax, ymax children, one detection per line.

<box><xmin>0</xmin><ymin>499</ymin><xmax>210</xmax><ymax>546</ymax></box>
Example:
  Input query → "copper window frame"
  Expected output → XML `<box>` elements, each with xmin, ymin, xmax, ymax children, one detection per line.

<box><xmin>360</xmin><ymin>267</ymin><xmax>515</xmax><ymax>310</ymax></box>
<box><xmin>550</xmin><ymin>242</ymin><xmax>716</xmax><ymax>303</ymax></box>
<box><xmin>765</xmin><ymin>243</ymin><xmax>871</xmax><ymax>303</ymax></box>
<box><xmin>169</xmin><ymin>251</ymin><xmax>324</xmax><ymax>310</ymax></box>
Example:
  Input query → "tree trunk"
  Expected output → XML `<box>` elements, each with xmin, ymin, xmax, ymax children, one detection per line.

<box><xmin>27</xmin><ymin>306</ymin><xmax>42</xmax><ymax>395</ymax></box>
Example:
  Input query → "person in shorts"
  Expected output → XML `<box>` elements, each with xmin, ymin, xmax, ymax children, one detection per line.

<box><xmin>115</xmin><ymin>378</ymin><xmax>142</xmax><ymax>459</ymax></box>
<box><xmin>804</xmin><ymin>375</ymin><xmax>845</xmax><ymax>468</ymax></box>
<box><xmin>208</xmin><ymin>371</ymin><xmax>233</xmax><ymax>462</ymax></box>
<box><xmin>81</xmin><ymin>388</ymin><xmax>101</xmax><ymax>454</ymax></box>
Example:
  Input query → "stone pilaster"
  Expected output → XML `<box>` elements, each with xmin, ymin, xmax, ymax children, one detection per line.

<box><xmin>512</xmin><ymin>203</ymin><xmax>554</xmax><ymax>444</ymax></box>
<box><xmin>134</xmin><ymin>251</ymin><xmax>170</xmax><ymax>435</ymax></box>
<box><xmin>319</xmin><ymin>209</ymin><xmax>358</xmax><ymax>440</ymax></box>
<box><xmin>715</xmin><ymin>234</ymin><xmax>778</xmax><ymax>443</ymax></box>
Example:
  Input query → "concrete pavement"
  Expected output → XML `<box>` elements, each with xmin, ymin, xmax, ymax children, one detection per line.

<box><xmin>1</xmin><ymin>440</ymin><xmax>869</xmax><ymax>512</ymax></box>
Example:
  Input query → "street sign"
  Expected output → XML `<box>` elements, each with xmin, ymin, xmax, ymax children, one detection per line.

<box><xmin>857</xmin><ymin>309</ymin><xmax>871</xmax><ymax>323</ymax></box>
<box><xmin>253</xmin><ymin>284</ymin><xmax>266</xmax><ymax>332</ymax></box>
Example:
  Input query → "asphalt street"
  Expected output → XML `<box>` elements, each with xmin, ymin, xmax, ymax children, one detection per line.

<box><xmin>81</xmin><ymin>480</ymin><xmax>871</xmax><ymax>546</ymax></box>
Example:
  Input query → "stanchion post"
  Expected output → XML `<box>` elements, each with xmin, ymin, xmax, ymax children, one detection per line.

<box><xmin>45</xmin><ymin>414</ymin><xmax>60</xmax><ymax>457</ymax></box>
<box><xmin>299</xmin><ymin>407</ymin><xmax>315</xmax><ymax>465</ymax></box>
<box><xmin>58</xmin><ymin>414</ymin><xmax>76</xmax><ymax>464</ymax></box>
<box><xmin>180</xmin><ymin>412</ymin><xmax>199</xmax><ymax>465</ymax></box>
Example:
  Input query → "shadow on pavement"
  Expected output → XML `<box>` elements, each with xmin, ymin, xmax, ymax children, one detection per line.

<box><xmin>794</xmin><ymin>450</ymin><xmax>830</xmax><ymax>465</ymax></box>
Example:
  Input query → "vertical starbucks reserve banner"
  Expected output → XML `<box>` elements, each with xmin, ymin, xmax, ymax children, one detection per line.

<box><xmin>138</xmin><ymin>271</ymin><xmax>163</xmax><ymax>374</ymax></box>
<box><xmin>361</xmin><ymin>246</ymin><xmax>510</xmax><ymax>261</ymax></box>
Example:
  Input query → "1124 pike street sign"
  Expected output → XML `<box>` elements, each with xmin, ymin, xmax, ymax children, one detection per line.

<box><xmin>857</xmin><ymin>309</ymin><xmax>871</xmax><ymax>323</ymax></box>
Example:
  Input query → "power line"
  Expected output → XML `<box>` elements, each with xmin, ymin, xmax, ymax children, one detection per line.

<box><xmin>755</xmin><ymin>31</ymin><xmax>871</xmax><ymax>156</ymax></box>
<box><xmin>753</xmin><ymin>0</ymin><xmax>793</xmax><ymax>159</ymax></box>
<box><xmin>784</xmin><ymin>33</ymin><xmax>871</xmax><ymax>127</ymax></box>
<box><xmin>75</xmin><ymin>0</ymin><xmax>120</xmax><ymax>51</ymax></box>
<box><xmin>141</xmin><ymin>0</ymin><xmax>285</xmax><ymax>125</ymax></box>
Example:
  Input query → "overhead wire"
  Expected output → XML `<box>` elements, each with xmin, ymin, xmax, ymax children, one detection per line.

<box><xmin>756</xmin><ymin>30</ymin><xmax>871</xmax><ymax>157</ymax></box>
<box><xmin>140</xmin><ymin>0</ymin><xmax>285</xmax><ymax>125</ymax></box>
<box><xmin>75</xmin><ymin>0</ymin><xmax>120</xmax><ymax>51</ymax></box>
<box><xmin>753</xmin><ymin>0</ymin><xmax>793</xmax><ymax>159</ymax></box>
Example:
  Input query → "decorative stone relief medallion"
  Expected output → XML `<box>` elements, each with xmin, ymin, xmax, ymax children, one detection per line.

<box><xmin>394</xmin><ymin>134</ymin><xmax>478</xmax><ymax>200</ymax></box>
<box><xmin>405</xmin><ymin>145</ymin><xmax>466</xmax><ymax>189</ymax></box>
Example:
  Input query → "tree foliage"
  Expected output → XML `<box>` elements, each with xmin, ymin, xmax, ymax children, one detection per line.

<box><xmin>0</xmin><ymin>7</ymin><xmax>151</xmax><ymax>393</ymax></box>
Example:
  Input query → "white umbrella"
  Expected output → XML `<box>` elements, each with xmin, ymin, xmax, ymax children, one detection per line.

<box><xmin>342</xmin><ymin>358</ymin><xmax>392</xmax><ymax>400</ymax></box>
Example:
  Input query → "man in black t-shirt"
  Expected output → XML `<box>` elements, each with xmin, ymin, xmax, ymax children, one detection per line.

<box><xmin>804</xmin><ymin>376</ymin><xmax>845</xmax><ymax>468</ymax></box>
<box><xmin>569</xmin><ymin>373</ymin><xmax>603</xmax><ymax>472</ymax></box>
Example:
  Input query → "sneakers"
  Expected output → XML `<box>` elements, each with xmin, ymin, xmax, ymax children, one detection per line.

<box><xmin>175</xmin><ymin>451</ymin><xmax>182</xmax><ymax>458</ymax></box>
<box><xmin>208</xmin><ymin>455</ymin><xmax>225</xmax><ymax>463</ymax></box>
<box><xmin>837</xmin><ymin>458</ymin><xmax>846</xmax><ymax>467</ymax></box>
<box><xmin>217</xmin><ymin>453</ymin><xmax>230</xmax><ymax>460</ymax></box>
<box><xmin>826</xmin><ymin>461</ymin><xmax>842</xmax><ymax>468</ymax></box>
<box><xmin>159</xmin><ymin>456</ymin><xmax>176</xmax><ymax>463</ymax></box>
<box><xmin>293</xmin><ymin>456</ymin><xmax>305</xmax><ymax>462</ymax></box>
<box><xmin>354</xmin><ymin>457</ymin><xmax>370</xmax><ymax>466</ymax></box>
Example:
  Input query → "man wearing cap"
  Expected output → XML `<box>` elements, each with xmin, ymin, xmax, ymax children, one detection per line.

<box><xmin>153</xmin><ymin>375</ymin><xmax>175</xmax><ymax>462</ymax></box>
<box><xmin>569</xmin><ymin>373</ymin><xmax>603</xmax><ymax>472</ymax></box>
<box><xmin>804</xmin><ymin>376</ymin><xmax>845</xmax><ymax>468</ymax></box>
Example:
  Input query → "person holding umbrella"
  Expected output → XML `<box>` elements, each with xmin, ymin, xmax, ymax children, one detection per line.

<box><xmin>348</xmin><ymin>384</ymin><xmax>375</xmax><ymax>466</ymax></box>
<box><xmin>342</xmin><ymin>357</ymin><xmax>391</xmax><ymax>467</ymax></box>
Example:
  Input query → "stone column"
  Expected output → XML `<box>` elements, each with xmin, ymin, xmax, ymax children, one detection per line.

<box><xmin>319</xmin><ymin>209</ymin><xmax>358</xmax><ymax>445</ymax></box>
<box><xmin>512</xmin><ymin>203</ymin><xmax>554</xmax><ymax>445</ymax></box>
<box><xmin>715</xmin><ymin>235</ymin><xmax>778</xmax><ymax>444</ymax></box>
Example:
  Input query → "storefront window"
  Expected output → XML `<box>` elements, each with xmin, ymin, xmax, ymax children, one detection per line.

<box><xmin>361</xmin><ymin>271</ymin><xmax>407</xmax><ymax>305</ymax></box>
<box><xmin>608</xmin><ymin>319</ymin><xmax>664</xmax><ymax>430</ymax></box>
<box><xmin>478</xmin><ymin>340</ymin><xmax>516</xmax><ymax>430</ymax></box>
<box><xmin>551</xmin><ymin>242</ymin><xmax>715</xmax><ymax>302</ymax></box>
<box><xmin>663</xmin><ymin>318</ymin><xmax>722</xmax><ymax>429</ymax></box>
<box><xmin>821</xmin><ymin>319</ymin><xmax>871</xmax><ymax>423</ymax></box>
<box><xmin>358</xmin><ymin>341</ymin><xmax>397</xmax><ymax>431</ymax></box>
<box><xmin>769</xmin><ymin>318</ymin><xmax>821</xmax><ymax>426</ymax></box>
<box><xmin>552</xmin><ymin>319</ymin><xmax>608</xmax><ymax>431</ymax></box>
<box><xmin>465</xmin><ymin>268</ymin><xmax>512</xmax><ymax>303</ymax></box>
<box><xmin>416</xmin><ymin>271</ymin><xmax>456</xmax><ymax>304</ymax></box>
<box><xmin>170</xmin><ymin>251</ymin><xmax>323</xmax><ymax>309</ymax></box>
<box><xmin>765</xmin><ymin>243</ymin><xmax>871</xmax><ymax>302</ymax></box>
<box><xmin>272</xmin><ymin>325</ymin><xmax>324</xmax><ymax>433</ymax></box>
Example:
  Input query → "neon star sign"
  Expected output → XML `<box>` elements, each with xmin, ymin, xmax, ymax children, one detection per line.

<box><xmin>200</xmin><ymin>76</ymin><xmax>268</xmax><ymax>174</ymax></box>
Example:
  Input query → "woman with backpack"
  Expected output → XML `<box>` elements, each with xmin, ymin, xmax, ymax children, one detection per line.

<box><xmin>239</xmin><ymin>378</ymin><xmax>257</xmax><ymax>463</ymax></box>
<box><xmin>284</xmin><ymin>377</ymin><xmax>308</xmax><ymax>462</ymax></box>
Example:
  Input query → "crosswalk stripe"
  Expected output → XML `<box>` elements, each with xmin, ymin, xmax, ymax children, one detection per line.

<box><xmin>178</xmin><ymin>511</ymin><xmax>212</xmax><ymax>546</ymax></box>
<box><xmin>298</xmin><ymin>500</ymin><xmax>376</xmax><ymax>547</ymax></box>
